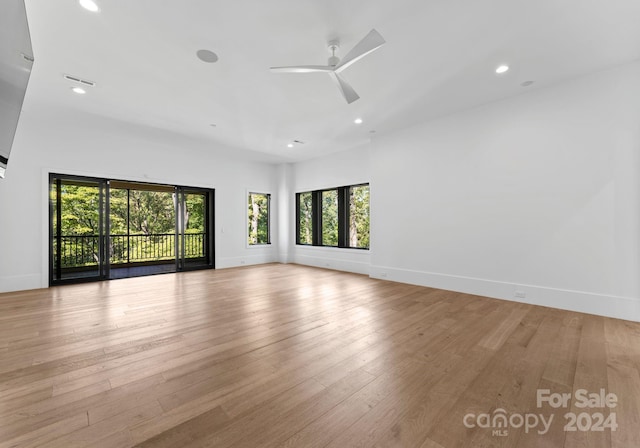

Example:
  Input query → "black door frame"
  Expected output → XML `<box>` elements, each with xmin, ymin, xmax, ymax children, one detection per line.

<box><xmin>49</xmin><ymin>173</ymin><xmax>215</xmax><ymax>286</ymax></box>
<box><xmin>49</xmin><ymin>173</ymin><xmax>110</xmax><ymax>286</ymax></box>
<box><xmin>175</xmin><ymin>185</ymin><xmax>215</xmax><ymax>272</ymax></box>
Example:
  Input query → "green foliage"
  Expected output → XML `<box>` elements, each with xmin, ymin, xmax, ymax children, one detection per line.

<box><xmin>296</xmin><ymin>185</ymin><xmax>370</xmax><ymax>249</ymax></box>
<box><xmin>248</xmin><ymin>193</ymin><xmax>269</xmax><ymax>245</ymax></box>
<box><xmin>58</xmin><ymin>184</ymin><xmax>101</xmax><ymax>235</ymax></box>
<box><xmin>127</xmin><ymin>190</ymin><xmax>175</xmax><ymax>235</ymax></box>
<box><xmin>52</xmin><ymin>184</ymin><xmax>102</xmax><ymax>267</ymax></box>
<box><xmin>53</xmin><ymin>183</ymin><xmax>207</xmax><ymax>268</ymax></box>
<box><xmin>298</xmin><ymin>192</ymin><xmax>313</xmax><ymax>244</ymax></box>
<box><xmin>109</xmin><ymin>188</ymin><xmax>128</xmax><ymax>234</ymax></box>
<box><xmin>321</xmin><ymin>190</ymin><xmax>338</xmax><ymax>246</ymax></box>
<box><xmin>185</xmin><ymin>194</ymin><xmax>205</xmax><ymax>233</ymax></box>
<box><xmin>349</xmin><ymin>185</ymin><xmax>370</xmax><ymax>249</ymax></box>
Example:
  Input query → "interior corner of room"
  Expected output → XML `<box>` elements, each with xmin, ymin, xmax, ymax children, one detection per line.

<box><xmin>0</xmin><ymin>1</ymin><xmax>639</xmax><ymax>319</ymax></box>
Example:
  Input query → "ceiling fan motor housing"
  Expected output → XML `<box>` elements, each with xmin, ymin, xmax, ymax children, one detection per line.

<box><xmin>328</xmin><ymin>40</ymin><xmax>340</xmax><ymax>67</ymax></box>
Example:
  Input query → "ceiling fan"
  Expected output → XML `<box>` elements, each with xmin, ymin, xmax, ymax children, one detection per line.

<box><xmin>270</xmin><ymin>29</ymin><xmax>385</xmax><ymax>104</ymax></box>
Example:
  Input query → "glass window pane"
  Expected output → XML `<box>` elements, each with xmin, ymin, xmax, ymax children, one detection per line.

<box><xmin>298</xmin><ymin>192</ymin><xmax>313</xmax><ymax>245</ymax></box>
<box><xmin>321</xmin><ymin>190</ymin><xmax>338</xmax><ymax>247</ymax></box>
<box><xmin>349</xmin><ymin>185</ymin><xmax>370</xmax><ymax>249</ymax></box>
<box><xmin>248</xmin><ymin>193</ymin><xmax>270</xmax><ymax>245</ymax></box>
<box><xmin>184</xmin><ymin>193</ymin><xmax>207</xmax><ymax>259</ymax></box>
<box><xmin>109</xmin><ymin>188</ymin><xmax>128</xmax><ymax>264</ymax></box>
<box><xmin>127</xmin><ymin>190</ymin><xmax>176</xmax><ymax>262</ymax></box>
<box><xmin>60</xmin><ymin>183</ymin><xmax>101</xmax><ymax>268</ymax></box>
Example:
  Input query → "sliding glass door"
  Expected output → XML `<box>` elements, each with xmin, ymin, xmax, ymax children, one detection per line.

<box><xmin>50</xmin><ymin>174</ymin><xmax>109</xmax><ymax>284</ymax></box>
<box><xmin>50</xmin><ymin>174</ymin><xmax>214</xmax><ymax>285</ymax></box>
<box><xmin>108</xmin><ymin>181</ymin><xmax>178</xmax><ymax>280</ymax></box>
<box><xmin>175</xmin><ymin>187</ymin><xmax>214</xmax><ymax>271</ymax></box>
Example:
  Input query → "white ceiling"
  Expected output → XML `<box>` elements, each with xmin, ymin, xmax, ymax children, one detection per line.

<box><xmin>23</xmin><ymin>0</ymin><xmax>640</xmax><ymax>162</ymax></box>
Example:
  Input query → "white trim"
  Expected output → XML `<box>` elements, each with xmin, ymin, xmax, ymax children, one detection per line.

<box><xmin>293</xmin><ymin>249</ymin><xmax>371</xmax><ymax>275</ymax></box>
<box><xmin>41</xmin><ymin>169</ymin><xmax>50</xmax><ymax>288</ymax></box>
<box><xmin>369</xmin><ymin>265</ymin><xmax>640</xmax><ymax>322</ymax></box>
<box><xmin>217</xmin><ymin>254</ymin><xmax>278</xmax><ymax>269</ymax></box>
<box><xmin>294</xmin><ymin>244</ymin><xmax>370</xmax><ymax>254</ymax></box>
<box><xmin>0</xmin><ymin>274</ymin><xmax>43</xmax><ymax>293</ymax></box>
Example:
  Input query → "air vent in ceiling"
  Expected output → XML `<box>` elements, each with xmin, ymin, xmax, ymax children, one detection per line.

<box><xmin>63</xmin><ymin>74</ymin><xmax>96</xmax><ymax>87</ymax></box>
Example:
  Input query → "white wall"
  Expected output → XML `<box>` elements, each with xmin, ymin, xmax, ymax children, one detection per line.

<box><xmin>289</xmin><ymin>142</ymin><xmax>372</xmax><ymax>275</ymax></box>
<box><xmin>3</xmin><ymin>61</ymin><xmax>639</xmax><ymax>323</ymax></box>
<box><xmin>370</xmin><ymin>62</ymin><xmax>640</xmax><ymax>321</ymax></box>
<box><xmin>0</xmin><ymin>104</ymin><xmax>279</xmax><ymax>293</ymax></box>
<box><xmin>276</xmin><ymin>163</ymin><xmax>293</xmax><ymax>264</ymax></box>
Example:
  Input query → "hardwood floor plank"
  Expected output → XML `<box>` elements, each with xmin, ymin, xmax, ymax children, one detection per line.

<box><xmin>0</xmin><ymin>264</ymin><xmax>637</xmax><ymax>447</ymax></box>
<box><xmin>0</xmin><ymin>411</ymin><xmax>88</xmax><ymax>448</ymax></box>
<box><xmin>187</xmin><ymin>377</ymin><xmax>328</xmax><ymax>448</ymax></box>
<box><xmin>132</xmin><ymin>405</ymin><xmax>229</xmax><ymax>448</ymax></box>
<box><xmin>564</xmin><ymin>315</ymin><xmax>612</xmax><ymax>448</ymax></box>
<box><xmin>478</xmin><ymin>306</ymin><xmax>530</xmax><ymax>351</ymax></box>
<box><xmin>277</xmin><ymin>357</ymin><xmax>431</xmax><ymax>448</ymax></box>
<box><xmin>251</xmin><ymin>368</ymin><xmax>377</xmax><ymax>448</ymax></box>
<box><xmin>606</xmin><ymin>341</ymin><xmax>640</xmax><ymax>448</ymax></box>
<box><xmin>51</xmin><ymin>400</ymin><xmax>163</xmax><ymax>447</ymax></box>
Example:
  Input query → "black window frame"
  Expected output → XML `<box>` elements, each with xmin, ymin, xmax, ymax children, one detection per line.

<box><xmin>296</xmin><ymin>183</ymin><xmax>369</xmax><ymax>250</ymax></box>
<box><xmin>248</xmin><ymin>192</ymin><xmax>271</xmax><ymax>246</ymax></box>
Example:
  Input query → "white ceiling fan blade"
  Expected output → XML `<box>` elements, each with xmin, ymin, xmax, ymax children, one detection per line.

<box><xmin>329</xmin><ymin>72</ymin><xmax>359</xmax><ymax>104</ymax></box>
<box><xmin>335</xmin><ymin>29</ymin><xmax>385</xmax><ymax>72</ymax></box>
<box><xmin>270</xmin><ymin>65</ymin><xmax>333</xmax><ymax>73</ymax></box>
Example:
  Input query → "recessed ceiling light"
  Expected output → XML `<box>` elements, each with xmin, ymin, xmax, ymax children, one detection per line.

<box><xmin>495</xmin><ymin>64</ymin><xmax>510</xmax><ymax>74</ymax></box>
<box><xmin>354</xmin><ymin>118</ymin><xmax>363</xmax><ymax>124</ymax></box>
<box><xmin>79</xmin><ymin>0</ymin><xmax>100</xmax><ymax>12</ymax></box>
<box><xmin>287</xmin><ymin>143</ymin><xmax>294</xmax><ymax>148</ymax></box>
<box><xmin>197</xmin><ymin>49</ymin><xmax>219</xmax><ymax>63</ymax></box>
<box><xmin>71</xmin><ymin>87</ymin><xmax>86</xmax><ymax>94</ymax></box>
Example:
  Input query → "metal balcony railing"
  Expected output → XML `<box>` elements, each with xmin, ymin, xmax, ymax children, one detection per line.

<box><xmin>53</xmin><ymin>233</ymin><xmax>205</xmax><ymax>268</ymax></box>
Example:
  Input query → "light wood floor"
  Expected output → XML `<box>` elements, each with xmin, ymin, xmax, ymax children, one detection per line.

<box><xmin>0</xmin><ymin>264</ymin><xmax>639</xmax><ymax>448</ymax></box>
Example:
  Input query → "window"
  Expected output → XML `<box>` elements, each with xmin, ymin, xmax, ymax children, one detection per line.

<box><xmin>248</xmin><ymin>192</ymin><xmax>270</xmax><ymax>245</ymax></box>
<box><xmin>298</xmin><ymin>191</ymin><xmax>313</xmax><ymax>245</ymax></box>
<box><xmin>296</xmin><ymin>184</ymin><xmax>369</xmax><ymax>249</ymax></box>
<box><xmin>321</xmin><ymin>190</ymin><xmax>338</xmax><ymax>246</ymax></box>
<box><xmin>348</xmin><ymin>185</ymin><xmax>370</xmax><ymax>249</ymax></box>
<box><xmin>49</xmin><ymin>174</ymin><xmax>215</xmax><ymax>286</ymax></box>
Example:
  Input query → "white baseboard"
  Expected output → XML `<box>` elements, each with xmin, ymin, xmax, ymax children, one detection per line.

<box><xmin>0</xmin><ymin>274</ymin><xmax>44</xmax><ymax>294</ymax></box>
<box><xmin>5</xmin><ymin>263</ymin><xmax>636</xmax><ymax>323</ymax></box>
<box><xmin>294</xmin><ymin>253</ymin><xmax>370</xmax><ymax>275</ymax></box>
<box><xmin>369</xmin><ymin>265</ymin><xmax>640</xmax><ymax>322</ymax></box>
<box><xmin>216</xmin><ymin>254</ymin><xmax>279</xmax><ymax>269</ymax></box>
